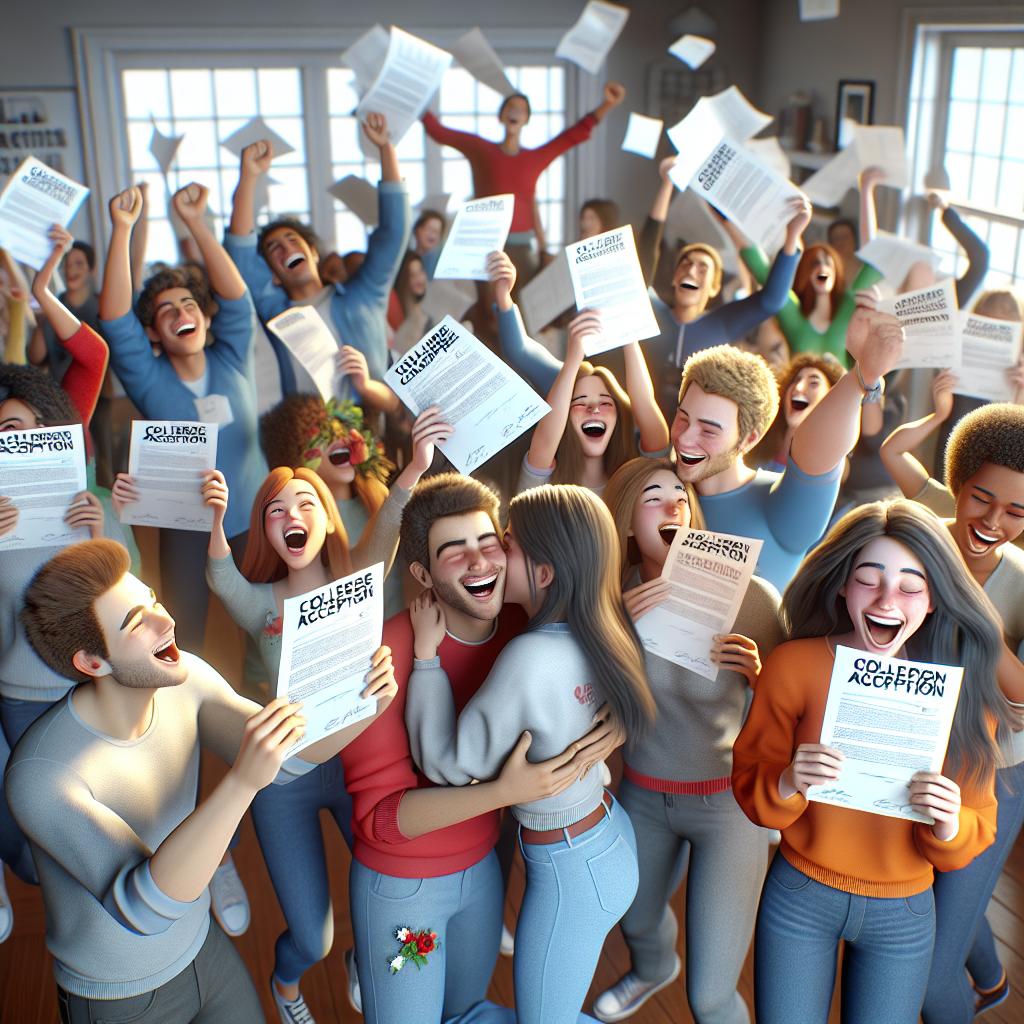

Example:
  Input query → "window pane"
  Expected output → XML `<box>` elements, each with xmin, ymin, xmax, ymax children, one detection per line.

<box><xmin>975</xmin><ymin>103</ymin><xmax>1006</xmax><ymax>157</ymax></box>
<box><xmin>214</xmin><ymin>69</ymin><xmax>256</xmax><ymax>118</ymax></box>
<box><xmin>951</xmin><ymin>48</ymin><xmax>982</xmax><ymax>100</ymax></box>
<box><xmin>1005</xmin><ymin>106</ymin><xmax>1024</xmax><ymax>161</ymax></box>
<box><xmin>969</xmin><ymin>155</ymin><xmax>999</xmax><ymax>205</ymax></box>
<box><xmin>123</xmin><ymin>70</ymin><xmax>170</xmax><ymax>119</ymax></box>
<box><xmin>981</xmin><ymin>48</ymin><xmax>1012</xmax><ymax>102</ymax></box>
<box><xmin>988</xmin><ymin>220</ymin><xmax>1018</xmax><ymax>274</ymax></box>
<box><xmin>946</xmin><ymin>100</ymin><xmax>976</xmax><ymax>152</ymax></box>
<box><xmin>258</xmin><ymin>69</ymin><xmax>301</xmax><ymax>116</ymax></box>
<box><xmin>170</xmin><ymin>70</ymin><xmax>213</xmax><ymax>118</ymax></box>
<box><xmin>997</xmin><ymin>160</ymin><xmax>1024</xmax><ymax>213</ymax></box>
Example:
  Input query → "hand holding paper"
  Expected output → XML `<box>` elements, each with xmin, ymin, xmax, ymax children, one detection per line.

<box><xmin>434</xmin><ymin>195</ymin><xmax>514</xmax><ymax>281</ymax></box>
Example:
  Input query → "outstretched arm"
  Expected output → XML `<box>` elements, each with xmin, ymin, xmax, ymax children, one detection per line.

<box><xmin>229</xmin><ymin>140</ymin><xmax>273</xmax><ymax>240</ymax></box>
<box><xmin>130</xmin><ymin>181</ymin><xmax>150</xmax><ymax>291</ymax></box>
<box><xmin>592</xmin><ymin>81</ymin><xmax>626</xmax><ymax>123</ymax></box>
<box><xmin>858</xmin><ymin>166</ymin><xmax>885</xmax><ymax>247</ymax></box>
<box><xmin>879</xmin><ymin>369</ymin><xmax>957</xmax><ymax>498</ymax></box>
<box><xmin>99</xmin><ymin>187</ymin><xmax>144</xmax><ymax>321</ymax></box>
<box><xmin>173</xmin><ymin>183</ymin><xmax>245</xmax><ymax>301</ymax></box>
<box><xmin>623</xmin><ymin>342</ymin><xmax>669</xmax><ymax>452</ymax></box>
<box><xmin>929</xmin><ymin>193</ymin><xmax>990</xmax><ymax>309</ymax></box>
<box><xmin>32</xmin><ymin>226</ymin><xmax>80</xmax><ymax>340</ymax></box>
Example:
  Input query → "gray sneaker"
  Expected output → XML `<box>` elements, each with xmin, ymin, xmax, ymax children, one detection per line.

<box><xmin>271</xmin><ymin>977</ymin><xmax>315</xmax><ymax>1024</ymax></box>
<box><xmin>344</xmin><ymin>947</ymin><xmax>362</xmax><ymax>1014</ymax></box>
<box><xmin>592</xmin><ymin>956</ymin><xmax>681</xmax><ymax>1022</ymax></box>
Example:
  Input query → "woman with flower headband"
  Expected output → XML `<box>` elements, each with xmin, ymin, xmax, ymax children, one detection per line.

<box><xmin>201</xmin><ymin>406</ymin><xmax>448</xmax><ymax>1023</ymax></box>
<box><xmin>259</xmin><ymin>394</ymin><xmax>407</xmax><ymax>617</ymax></box>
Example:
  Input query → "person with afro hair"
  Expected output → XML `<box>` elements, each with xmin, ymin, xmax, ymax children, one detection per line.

<box><xmin>882</xmin><ymin>399</ymin><xmax>1024</xmax><ymax>1022</ymax></box>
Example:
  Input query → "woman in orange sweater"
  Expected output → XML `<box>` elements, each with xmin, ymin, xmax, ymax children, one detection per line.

<box><xmin>733</xmin><ymin>499</ymin><xmax>1012</xmax><ymax>1024</ymax></box>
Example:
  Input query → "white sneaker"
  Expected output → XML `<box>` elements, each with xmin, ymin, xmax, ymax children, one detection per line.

<box><xmin>344</xmin><ymin>947</ymin><xmax>362</xmax><ymax>1014</ymax></box>
<box><xmin>593</xmin><ymin>956</ymin><xmax>681</xmax><ymax>1022</ymax></box>
<box><xmin>499</xmin><ymin>923</ymin><xmax>515</xmax><ymax>957</ymax></box>
<box><xmin>271</xmin><ymin>976</ymin><xmax>315</xmax><ymax>1024</ymax></box>
<box><xmin>210</xmin><ymin>857</ymin><xmax>250</xmax><ymax>936</ymax></box>
<box><xmin>0</xmin><ymin>865</ymin><xmax>12</xmax><ymax>943</ymax></box>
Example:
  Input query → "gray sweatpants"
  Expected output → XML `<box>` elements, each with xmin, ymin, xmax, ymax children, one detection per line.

<box><xmin>57</xmin><ymin>919</ymin><xmax>262</xmax><ymax>1024</ymax></box>
<box><xmin>618</xmin><ymin>778</ymin><xmax>769</xmax><ymax>1024</ymax></box>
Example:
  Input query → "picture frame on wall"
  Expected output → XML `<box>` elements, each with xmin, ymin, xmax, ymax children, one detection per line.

<box><xmin>835</xmin><ymin>79</ymin><xmax>875</xmax><ymax>150</ymax></box>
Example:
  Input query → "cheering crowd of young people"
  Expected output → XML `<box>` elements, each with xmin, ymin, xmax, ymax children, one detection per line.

<box><xmin>1</xmin><ymin>53</ymin><xmax>1024</xmax><ymax>1024</ymax></box>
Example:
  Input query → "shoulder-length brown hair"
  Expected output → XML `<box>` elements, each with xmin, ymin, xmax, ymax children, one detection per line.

<box><xmin>603</xmin><ymin>457</ymin><xmax>704</xmax><ymax>582</ymax></box>
<box><xmin>783</xmin><ymin>499</ymin><xmax>1014</xmax><ymax>791</ymax></box>
<box><xmin>509</xmin><ymin>484</ymin><xmax>656</xmax><ymax>737</ymax></box>
<box><xmin>550</xmin><ymin>363</ymin><xmax>638</xmax><ymax>486</ymax></box>
<box><xmin>240</xmin><ymin>467</ymin><xmax>352</xmax><ymax>583</ymax></box>
<box><xmin>794</xmin><ymin>243</ymin><xmax>845</xmax><ymax>320</ymax></box>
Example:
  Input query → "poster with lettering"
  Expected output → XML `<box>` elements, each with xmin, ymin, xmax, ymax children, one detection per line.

<box><xmin>433</xmin><ymin>194</ymin><xmax>514</xmax><ymax>281</ymax></box>
<box><xmin>121</xmin><ymin>421</ymin><xmax>218</xmax><ymax>532</ymax></box>
<box><xmin>0</xmin><ymin>424</ymin><xmax>88</xmax><ymax>551</ymax></box>
<box><xmin>878</xmin><ymin>278</ymin><xmax>961</xmax><ymax>370</ymax></box>
<box><xmin>384</xmin><ymin>316</ymin><xmax>549</xmax><ymax>474</ymax></box>
<box><xmin>276</xmin><ymin>563</ymin><xmax>384</xmax><ymax>754</ymax></box>
<box><xmin>0</xmin><ymin>155</ymin><xmax>89</xmax><ymax>270</ymax></box>
<box><xmin>635</xmin><ymin>527</ymin><xmax>763</xmax><ymax>679</ymax></box>
<box><xmin>0</xmin><ymin>89</ymin><xmax>85</xmax><ymax>189</ymax></box>
<box><xmin>954</xmin><ymin>311</ymin><xmax>1024</xmax><ymax>403</ymax></box>
<box><xmin>808</xmin><ymin>645</ymin><xmax>963</xmax><ymax>823</ymax></box>
<box><xmin>565</xmin><ymin>227</ymin><xmax>661</xmax><ymax>355</ymax></box>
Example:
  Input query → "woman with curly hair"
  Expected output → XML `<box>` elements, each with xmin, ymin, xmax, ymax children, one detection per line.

<box><xmin>733</xmin><ymin>500</ymin><xmax>1014</xmax><ymax>1023</ymax></box>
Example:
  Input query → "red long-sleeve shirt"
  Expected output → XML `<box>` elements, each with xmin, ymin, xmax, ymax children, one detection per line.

<box><xmin>339</xmin><ymin>606</ymin><xmax>526</xmax><ymax>878</ymax></box>
<box><xmin>422</xmin><ymin>112</ymin><xmax>597</xmax><ymax>233</ymax></box>
<box><xmin>61</xmin><ymin>323</ymin><xmax>109</xmax><ymax>454</ymax></box>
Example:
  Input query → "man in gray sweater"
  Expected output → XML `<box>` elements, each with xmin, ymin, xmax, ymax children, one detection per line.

<box><xmin>6</xmin><ymin>539</ymin><xmax>395</xmax><ymax>1023</ymax></box>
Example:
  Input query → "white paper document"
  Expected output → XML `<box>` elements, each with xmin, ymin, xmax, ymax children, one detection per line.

<box><xmin>356</xmin><ymin>27</ymin><xmax>452</xmax><ymax>144</ymax></box>
<box><xmin>857</xmin><ymin>233</ymin><xmax>941</xmax><ymax>289</ymax></box>
<box><xmin>121</xmin><ymin>421</ymin><xmax>218</xmax><ymax>532</ymax></box>
<box><xmin>744</xmin><ymin>137</ymin><xmax>792</xmax><ymax>180</ymax></box>
<box><xmin>954</xmin><ymin>312</ymin><xmax>1024</xmax><ymax>402</ymax></box>
<box><xmin>808</xmin><ymin>645</ymin><xmax>963</xmax><ymax>823</ymax></box>
<box><xmin>636</xmin><ymin>528</ymin><xmax>763</xmax><ymax>679</ymax></box>
<box><xmin>669</xmin><ymin>35</ymin><xmax>715</xmax><ymax>69</ymax></box>
<box><xmin>519</xmin><ymin>250</ymin><xmax>574</xmax><ymax>335</ymax></box>
<box><xmin>267</xmin><ymin>306</ymin><xmax>340</xmax><ymax>401</ymax></box>
<box><xmin>341</xmin><ymin>24</ymin><xmax>391</xmax><ymax>97</ymax></box>
<box><xmin>276</xmin><ymin>564</ymin><xmax>384</xmax><ymax>755</ymax></box>
<box><xmin>879</xmin><ymin>278</ymin><xmax>960</xmax><ymax>370</ymax></box>
<box><xmin>384</xmin><ymin>316</ymin><xmax>549</xmax><ymax>474</ymax></box>
<box><xmin>800</xmin><ymin>0</ymin><xmax>840</xmax><ymax>20</ymax></box>
<box><xmin>621</xmin><ymin>113</ymin><xmax>664</xmax><ymax>158</ymax></box>
<box><xmin>220</xmin><ymin>117</ymin><xmax>295</xmax><ymax>159</ymax></box>
<box><xmin>328</xmin><ymin>175</ymin><xmax>379</xmax><ymax>226</ymax></box>
<box><xmin>675</xmin><ymin>140</ymin><xmax>804</xmax><ymax>253</ymax></box>
<box><xmin>0</xmin><ymin>157</ymin><xmax>89</xmax><ymax>270</ymax></box>
<box><xmin>565</xmin><ymin>227</ymin><xmax>661</xmax><ymax>356</ymax></box>
<box><xmin>433</xmin><ymin>194</ymin><xmax>514</xmax><ymax>281</ymax></box>
<box><xmin>800</xmin><ymin>145</ymin><xmax>860</xmax><ymax>207</ymax></box>
<box><xmin>852</xmin><ymin>126</ymin><xmax>910</xmax><ymax>189</ymax></box>
<box><xmin>668</xmin><ymin>87</ymin><xmax>773</xmax><ymax>175</ymax></box>
<box><xmin>0</xmin><ymin>424</ymin><xmax>88</xmax><ymax>551</ymax></box>
<box><xmin>451</xmin><ymin>28</ymin><xmax>515</xmax><ymax>97</ymax></box>
<box><xmin>555</xmin><ymin>1</ymin><xmax>630</xmax><ymax>74</ymax></box>
<box><xmin>149</xmin><ymin>116</ymin><xmax>183</xmax><ymax>174</ymax></box>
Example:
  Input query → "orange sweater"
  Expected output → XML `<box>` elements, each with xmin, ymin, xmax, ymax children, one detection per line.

<box><xmin>732</xmin><ymin>636</ymin><xmax>997</xmax><ymax>897</ymax></box>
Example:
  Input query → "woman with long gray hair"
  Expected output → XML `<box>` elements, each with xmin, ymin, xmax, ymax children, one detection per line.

<box><xmin>732</xmin><ymin>499</ymin><xmax>1014</xmax><ymax>1024</ymax></box>
<box><xmin>405</xmin><ymin>483</ymin><xmax>655</xmax><ymax>1023</ymax></box>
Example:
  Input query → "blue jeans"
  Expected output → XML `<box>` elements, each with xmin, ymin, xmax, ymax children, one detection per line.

<box><xmin>0</xmin><ymin>695</ymin><xmax>58</xmax><ymax>882</ymax></box>
<box><xmin>922</xmin><ymin>760</ymin><xmax>1024</xmax><ymax>1023</ymax></box>
<box><xmin>514</xmin><ymin>794</ymin><xmax>639</xmax><ymax>1024</ymax></box>
<box><xmin>755</xmin><ymin>853</ymin><xmax>935</xmax><ymax>1024</ymax></box>
<box><xmin>250</xmin><ymin>757</ymin><xmax>353</xmax><ymax>985</ymax></box>
<box><xmin>349</xmin><ymin>850</ymin><xmax>504</xmax><ymax>1024</ymax></box>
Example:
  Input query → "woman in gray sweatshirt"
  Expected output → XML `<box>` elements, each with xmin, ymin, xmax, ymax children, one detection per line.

<box><xmin>406</xmin><ymin>483</ymin><xmax>655</xmax><ymax>1024</ymax></box>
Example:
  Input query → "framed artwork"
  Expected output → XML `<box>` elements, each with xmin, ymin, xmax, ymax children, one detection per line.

<box><xmin>835</xmin><ymin>79</ymin><xmax>875</xmax><ymax>150</ymax></box>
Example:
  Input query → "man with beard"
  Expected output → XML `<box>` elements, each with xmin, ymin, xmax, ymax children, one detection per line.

<box><xmin>671</xmin><ymin>303</ymin><xmax>906</xmax><ymax>591</ymax></box>
<box><xmin>336</xmin><ymin>472</ymin><xmax>621</xmax><ymax>1023</ymax></box>
<box><xmin>7</xmin><ymin>539</ymin><xmax>396</xmax><ymax>1022</ymax></box>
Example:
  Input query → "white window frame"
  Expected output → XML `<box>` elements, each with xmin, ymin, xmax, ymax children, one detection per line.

<box><xmin>72</xmin><ymin>26</ymin><xmax>603</xmax><ymax>256</ymax></box>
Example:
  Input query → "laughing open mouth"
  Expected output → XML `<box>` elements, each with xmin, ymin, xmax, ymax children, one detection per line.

<box><xmin>462</xmin><ymin>572</ymin><xmax>498</xmax><ymax>599</ymax></box>
<box><xmin>677</xmin><ymin>451</ymin><xmax>706</xmax><ymax>467</ymax></box>
<box><xmin>967</xmin><ymin>525</ymin><xmax>1000</xmax><ymax>553</ymax></box>
<box><xmin>581</xmin><ymin>420</ymin><xmax>607</xmax><ymax>438</ymax></box>
<box><xmin>790</xmin><ymin>396</ymin><xmax>810</xmax><ymax>412</ymax></box>
<box><xmin>679</xmin><ymin>280</ymin><xmax>699</xmax><ymax>291</ymax></box>
<box><xmin>284</xmin><ymin>253</ymin><xmax>306</xmax><ymax>269</ymax></box>
<box><xmin>658</xmin><ymin>523</ymin><xmax>680</xmax><ymax>546</ymax></box>
<box><xmin>816</xmin><ymin>273</ymin><xmax>830</xmax><ymax>282</ymax></box>
<box><xmin>328</xmin><ymin>448</ymin><xmax>351</xmax><ymax>466</ymax></box>
<box><xmin>284</xmin><ymin>527</ymin><xmax>308</xmax><ymax>551</ymax></box>
<box><xmin>154</xmin><ymin>638</ymin><xmax>180</xmax><ymax>664</ymax></box>
<box><xmin>864</xmin><ymin>613</ymin><xmax>903</xmax><ymax>648</ymax></box>
<box><xmin>174</xmin><ymin>323</ymin><xmax>197</xmax><ymax>337</ymax></box>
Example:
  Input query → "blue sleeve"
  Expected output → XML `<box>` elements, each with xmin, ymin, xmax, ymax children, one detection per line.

<box><xmin>223</xmin><ymin>232</ymin><xmax>289</xmax><ymax>323</ymax></box>
<box><xmin>421</xmin><ymin>247</ymin><xmax>440</xmax><ymax>279</ymax></box>
<box><xmin>208</xmin><ymin>292</ymin><xmax>257</xmax><ymax>372</ymax></box>
<box><xmin>103</xmin><ymin>859</ymin><xmax>198</xmax><ymax>936</ymax></box>
<box><xmin>496</xmin><ymin>303</ymin><xmax>561</xmax><ymax>394</ymax></box>
<box><xmin>97</xmin><ymin>310</ymin><xmax>164</xmax><ymax>407</ymax></box>
<box><xmin>344</xmin><ymin>182</ymin><xmax>411</xmax><ymax>311</ymax></box>
<box><xmin>767</xmin><ymin>456</ymin><xmax>842</xmax><ymax>554</ymax></box>
<box><xmin>689</xmin><ymin>248</ymin><xmax>799</xmax><ymax>346</ymax></box>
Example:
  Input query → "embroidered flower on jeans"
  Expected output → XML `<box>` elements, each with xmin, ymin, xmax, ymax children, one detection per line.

<box><xmin>389</xmin><ymin>926</ymin><xmax>441</xmax><ymax>973</ymax></box>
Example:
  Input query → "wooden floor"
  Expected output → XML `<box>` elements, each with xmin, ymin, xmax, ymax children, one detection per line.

<box><xmin>1</xmin><ymin>536</ymin><xmax>1022</xmax><ymax>1022</ymax></box>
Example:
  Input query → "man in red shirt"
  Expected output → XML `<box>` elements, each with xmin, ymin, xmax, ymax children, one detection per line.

<box><xmin>340</xmin><ymin>473</ymin><xmax>618</xmax><ymax>1024</ymax></box>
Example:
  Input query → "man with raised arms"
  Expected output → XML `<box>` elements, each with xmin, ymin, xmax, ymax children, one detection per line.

<box><xmin>7</xmin><ymin>539</ymin><xmax>396</xmax><ymax>1022</ymax></box>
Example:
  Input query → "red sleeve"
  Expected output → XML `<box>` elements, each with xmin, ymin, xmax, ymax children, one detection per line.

<box><xmin>60</xmin><ymin>323</ymin><xmax>109</xmax><ymax>431</ymax></box>
<box><xmin>338</xmin><ymin>614</ymin><xmax>421</xmax><ymax>845</ymax></box>
<box><xmin>531</xmin><ymin>113</ymin><xmax>597</xmax><ymax>168</ymax></box>
<box><xmin>421</xmin><ymin>112</ymin><xmax>484</xmax><ymax>158</ymax></box>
